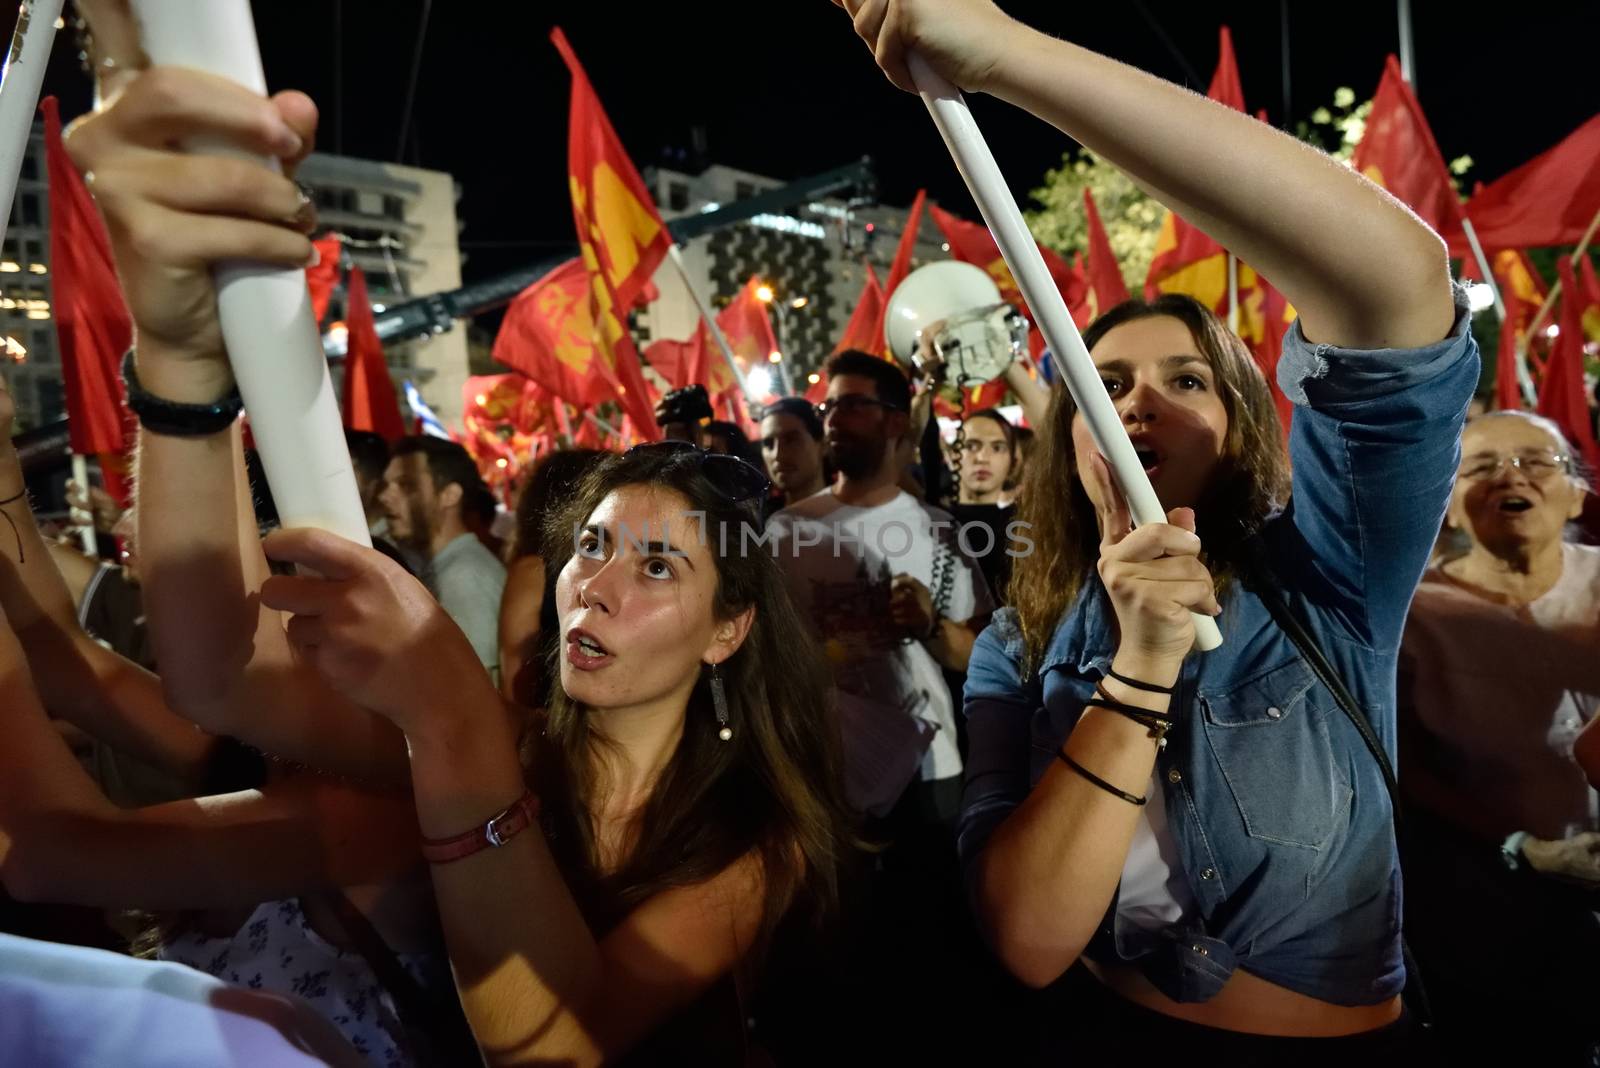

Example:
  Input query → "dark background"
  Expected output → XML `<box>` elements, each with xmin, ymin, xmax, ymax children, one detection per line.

<box><xmin>10</xmin><ymin>1</ymin><xmax>1597</xmax><ymax>287</ymax></box>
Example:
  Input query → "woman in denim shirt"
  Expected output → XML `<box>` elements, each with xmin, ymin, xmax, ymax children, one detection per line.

<box><xmin>839</xmin><ymin>0</ymin><xmax>1477</xmax><ymax>1057</ymax></box>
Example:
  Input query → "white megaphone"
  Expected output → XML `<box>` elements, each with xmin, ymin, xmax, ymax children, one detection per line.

<box><xmin>884</xmin><ymin>260</ymin><xmax>1030</xmax><ymax>387</ymax></box>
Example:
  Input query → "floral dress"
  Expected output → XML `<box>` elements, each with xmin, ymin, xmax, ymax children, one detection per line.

<box><xmin>159</xmin><ymin>898</ymin><xmax>443</xmax><ymax>1068</ymax></box>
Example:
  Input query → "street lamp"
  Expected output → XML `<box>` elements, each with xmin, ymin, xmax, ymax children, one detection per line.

<box><xmin>755</xmin><ymin>283</ymin><xmax>775</xmax><ymax>304</ymax></box>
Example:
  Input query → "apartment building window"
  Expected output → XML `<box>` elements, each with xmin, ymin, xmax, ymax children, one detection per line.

<box><xmin>668</xmin><ymin>181</ymin><xmax>689</xmax><ymax>212</ymax></box>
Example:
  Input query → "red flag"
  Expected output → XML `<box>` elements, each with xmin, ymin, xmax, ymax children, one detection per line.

<box><xmin>805</xmin><ymin>373</ymin><xmax>828</xmax><ymax>404</ymax></box>
<box><xmin>494</xmin><ymin>257</ymin><xmax>620</xmax><ymax>408</ymax></box>
<box><xmin>1350</xmin><ymin>56</ymin><xmax>1465</xmax><ymax>240</ymax></box>
<box><xmin>1083</xmin><ymin>188</ymin><xmax>1130</xmax><ymax>319</ymax></box>
<box><xmin>642</xmin><ymin>328</ymin><xmax>701</xmax><ymax>391</ymax></box>
<box><xmin>870</xmin><ymin>189</ymin><xmax>927</xmax><ymax>359</ymax></box>
<box><xmin>1234</xmin><ymin>269</ymin><xmax>1296</xmax><ymax>435</ymax></box>
<box><xmin>339</xmin><ymin>267</ymin><xmax>406</xmax><ymax>443</ymax></box>
<box><xmin>834</xmin><ymin>263</ymin><xmax>885</xmax><ymax>353</ymax></box>
<box><xmin>1453</xmin><ymin>115</ymin><xmax>1600</xmax><ymax>257</ymax></box>
<box><xmin>1485</xmin><ymin>250</ymin><xmax>1549</xmax><ymax>410</ymax></box>
<box><xmin>42</xmin><ymin>97</ymin><xmax>134</xmax><ymax>503</ymax></box>
<box><xmin>1144</xmin><ymin>28</ymin><xmax>1246</xmax><ymax>304</ymax></box>
<box><xmin>928</xmin><ymin>203</ymin><xmax>1090</xmax><ymax>334</ymax></box>
<box><xmin>1537</xmin><ymin>258</ymin><xmax>1600</xmax><ymax>471</ymax></box>
<box><xmin>305</xmin><ymin>235</ymin><xmax>342</xmax><ymax>325</ymax></box>
<box><xmin>715</xmin><ymin>278</ymin><xmax>777</xmax><ymax>433</ymax></box>
<box><xmin>1206</xmin><ymin>26</ymin><xmax>1245</xmax><ymax>112</ymax></box>
<box><xmin>552</xmin><ymin>27</ymin><xmax>669</xmax><ymax>441</ymax></box>
<box><xmin>1580</xmin><ymin>256</ymin><xmax>1600</xmax><ymax>344</ymax></box>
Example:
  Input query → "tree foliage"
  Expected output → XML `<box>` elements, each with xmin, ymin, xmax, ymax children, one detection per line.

<box><xmin>1023</xmin><ymin>87</ymin><xmax>1472</xmax><ymax>295</ymax></box>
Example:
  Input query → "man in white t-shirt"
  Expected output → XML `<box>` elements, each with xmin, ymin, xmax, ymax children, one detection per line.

<box><xmin>767</xmin><ymin>351</ymin><xmax>993</xmax><ymax>823</ymax></box>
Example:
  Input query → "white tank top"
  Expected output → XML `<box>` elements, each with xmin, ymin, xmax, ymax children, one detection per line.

<box><xmin>1116</xmin><ymin>775</ymin><xmax>1196</xmax><ymax>930</ymax></box>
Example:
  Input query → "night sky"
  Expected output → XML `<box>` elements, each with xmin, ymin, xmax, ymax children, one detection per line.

<box><xmin>11</xmin><ymin>1</ymin><xmax>1597</xmax><ymax>289</ymax></box>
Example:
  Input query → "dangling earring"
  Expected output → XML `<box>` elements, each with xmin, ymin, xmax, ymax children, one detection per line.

<box><xmin>710</xmin><ymin>661</ymin><xmax>732</xmax><ymax>741</ymax></box>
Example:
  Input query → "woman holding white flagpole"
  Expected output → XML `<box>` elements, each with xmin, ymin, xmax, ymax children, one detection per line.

<box><xmin>839</xmin><ymin>0</ymin><xmax>1476</xmax><ymax>1057</ymax></box>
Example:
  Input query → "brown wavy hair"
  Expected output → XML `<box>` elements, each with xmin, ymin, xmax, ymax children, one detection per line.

<box><xmin>533</xmin><ymin>446</ymin><xmax>857</xmax><ymax>963</ymax></box>
<box><xmin>1009</xmin><ymin>295</ymin><xmax>1292</xmax><ymax>674</ymax></box>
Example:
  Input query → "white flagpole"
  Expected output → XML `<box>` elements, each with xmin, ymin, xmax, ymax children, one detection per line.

<box><xmin>69</xmin><ymin>453</ymin><xmax>97</xmax><ymax>556</ymax></box>
<box><xmin>665</xmin><ymin>243</ymin><xmax>753</xmax><ymax>402</ymax></box>
<box><xmin>0</xmin><ymin>0</ymin><xmax>63</xmax><ymax>249</ymax></box>
<box><xmin>908</xmin><ymin>53</ymin><xmax>1222</xmax><ymax>651</ymax></box>
<box><xmin>130</xmin><ymin>0</ymin><xmax>369</xmax><ymax>545</ymax></box>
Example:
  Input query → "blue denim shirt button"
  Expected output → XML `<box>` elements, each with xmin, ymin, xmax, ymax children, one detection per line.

<box><xmin>1192</xmin><ymin>944</ymin><xmax>1209</xmax><ymax>956</ymax></box>
<box><xmin>1266</xmin><ymin>706</ymin><xmax>1283</xmax><ymax>719</ymax></box>
<box><xmin>1200</xmin><ymin>867</ymin><xmax>1216</xmax><ymax>880</ymax></box>
<box><xmin>1167</xmin><ymin>767</ymin><xmax>1183</xmax><ymax>784</ymax></box>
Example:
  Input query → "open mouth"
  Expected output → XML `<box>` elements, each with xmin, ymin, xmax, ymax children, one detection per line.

<box><xmin>1496</xmin><ymin>496</ymin><xmax>1534</xmax><ymax>514</ymax></box>
<box><xmin>1131</xmin><ymin>443</ymin><xmax>1164</xmax><ymax>474</ymax></box>
<box><xmin>566</xmin><ymin>628</ymin><xmax>612</xmax><ymax>668</ymax></box>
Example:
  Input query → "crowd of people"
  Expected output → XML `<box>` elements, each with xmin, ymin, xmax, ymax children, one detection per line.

<box><xmin>2</xmin><ymin>1</ymin><xmax>1597</xmax><ymax>1065</ymax></box>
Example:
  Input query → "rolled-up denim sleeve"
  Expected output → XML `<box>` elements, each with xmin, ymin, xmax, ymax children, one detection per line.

<box><xmin>1276</xmin><ymin>287</ymin><xmax>1480</xmax><ymax>648</ymax></box>
<box><xmin>959</xmin><ymin>610</ymin><xmax>1036</xmax><ymax>875</ymax></box>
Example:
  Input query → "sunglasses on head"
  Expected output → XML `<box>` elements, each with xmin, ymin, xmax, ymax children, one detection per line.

<box><xmin>625</xmin><ymin>440</ymin><xmax>772</xmax><ymax>503</ymax></box>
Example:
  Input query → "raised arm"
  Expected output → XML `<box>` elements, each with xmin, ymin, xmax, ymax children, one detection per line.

<box><xmin>498</xmin><ymin>554</ymin><xmax>547</xmax><ymax>705</ymax></box>
<box><xmin>0</xmin><ymin>605</ymin><xmax>418</xmax><ymax>910</ymax></box>
<box><xmin>60</xmin><ymin>39</ymin><xmax>407</xmax><ymax>783</ymax></box>
<box><xmin>0</xmin><ymin>388</ymin><xmax>215</xmax><ymax>782</ymax></box>
<box><xmin>964</xmin><ymin>463</ymin><xmax>1220</xmax><ymax>987</ymax></box>
<box><xmin>843</xmin><ymin>0</ymin><xmax>1456</xmax><ymax>350</ymax></box>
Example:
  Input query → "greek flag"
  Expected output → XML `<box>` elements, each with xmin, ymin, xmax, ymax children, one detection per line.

<box><xmin>403</xmin><ymin>381</ymin><xmax>452</xmax><ymax>440</ymax></box>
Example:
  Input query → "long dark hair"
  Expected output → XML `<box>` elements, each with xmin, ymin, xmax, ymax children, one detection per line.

<box><xmin>534</xmin><ymin>447</ymin><xmax>856</xmax><ymax>962</ymax></box>
<box><xmin>1009</xmin><ymin>295</ymin><xmax>1291</xmax><ymax>674</ymax></box>
<box><xmin>511</xmin><ymin>448</ymin><xmax>611</xmax><ymax>562</ymax></box>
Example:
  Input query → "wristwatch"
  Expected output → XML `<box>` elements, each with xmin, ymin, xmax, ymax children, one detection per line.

<box><xmin>1500</xmin><ymin>830</ymin><xmax>1530</xmax><ymax>871</ymax></box>
<box><xmin>121</xmin><ymin>349</ymin><xmax>243</xmax><ymax>437</ymax></box>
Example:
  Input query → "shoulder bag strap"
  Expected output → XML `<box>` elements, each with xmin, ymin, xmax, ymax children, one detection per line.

<box><xmin>1239</xmin><ymin>536</ymin><xmax>1432</xmax><ymax>1030</ymax></box>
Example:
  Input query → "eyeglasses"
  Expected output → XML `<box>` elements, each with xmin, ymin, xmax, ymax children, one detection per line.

<box><xmin>1458</xmin><ymin>451</ymin><xmax>1571</xmax><ymax>481</ymax></box>
<box><xmin>815</xmin><ymin>395</ymin><xmax>905</xmax><ymax>419</ymax></box>
<box><xmin>625</xmin><ymin>440</ymin><xmax>772</xmax><ymax>503</ymax></box>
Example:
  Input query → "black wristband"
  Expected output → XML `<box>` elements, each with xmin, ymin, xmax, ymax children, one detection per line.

<box><xmin>1106</xmin><ymin>668</ymin><xmax>1176</xmax><ymax>695</ymax></box>
<box><xmin>1057</xmin><ymin>747</ymin><xmax>1147</xmax><ymax>806</ymax></box>
<box><xmin>122</xmin><ymin>349</ymin><xmax>243</xmax><ymax>437</ymax></box>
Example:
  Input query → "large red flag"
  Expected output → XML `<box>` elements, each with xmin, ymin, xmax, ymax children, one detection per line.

<box><xmin>1453</xmin><ymin>115</ymin><xmax>1600</xmax><ymax>257</ymax></box>
<box><xmin>42</xmin><ymin>97</ymin><xmax>134</xmax><ymax>503</ymax></box>
<box><xmin>1144</xmin><ymin>27</ymin><xmax>1245</xmax><ymax>304</ymax></box>
<box><xmin>928</xmin><ymin>203</ymin><xmax>1090</xmax><ymax>333</ymax></box>
<box><xmin>339</xmin><ymin>267</ymin><xmax>406</xmax><ymax>443</ymax></box>
<box><xmin>834</xmin><ymin>263</ymin><xmax>885</xmax><ymax>353</ymax></box>
<box><xmin>1082</xmin><ymin>188</ymin><xmax>1130</xmax><ymax>320</ymax></box>
<box><xmin>494</xmin><ymin>257</ymin><xmax>621</xmax><ymax>408</ymax></box>
<box><xmin>1350</xmin><ymin>56</ymin><xmax>1465</xmax><ymax>240</ymax></box>
<box><xmin>869</xmin><ymin>189</ymin><xmax>927</xmax><ymax>359</ymax></box>
<box><xmin>305</xmin><ymin>234</ymin><xmax>343</xmax><ymax>325</ymax></box>
<box><xmin>552</xmin><ymin>28</ymin><xmax>669</xmax><ymax>441</ymax></box>
<box><xmin>1537</xmin><ymin>257</ymin><xmax>1600</xmax><ymax>471</ymax></box>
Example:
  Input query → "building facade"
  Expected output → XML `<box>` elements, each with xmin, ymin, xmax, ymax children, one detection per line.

<box><xmin>641</xmin><ymin>162</ymin><xmax>946</xmax><ymax>393</ymax></box>
<box><xmin>0</xmin><ymin>121</ymin><xmax>470</xmax><ymax>433</ymax></box>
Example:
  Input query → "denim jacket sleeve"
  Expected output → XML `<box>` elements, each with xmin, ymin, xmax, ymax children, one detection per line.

<box><xmin>1275</xmin><ymin>286</ymin><xmax>1480</xmax><ymax>649</ymax></box>
<box><xmin>957</xmin><ymin>609</ymin><xmax>1037</xmax><ymax>875</ymax></box>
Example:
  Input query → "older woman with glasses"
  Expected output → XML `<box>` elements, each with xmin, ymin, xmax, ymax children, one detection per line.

<box><xmin>1397</xmin><ymin>410</ymin><xmax>1600</xmax><ymax>1065</ymax></box>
